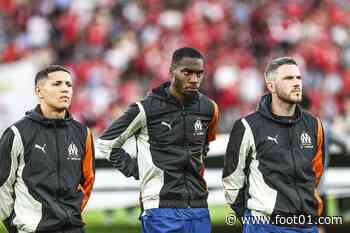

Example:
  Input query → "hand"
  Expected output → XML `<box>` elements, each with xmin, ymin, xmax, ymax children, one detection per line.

<box><xmin>109</xmin><ymin>148</ymin><xmax>139</xmax><ymax>180</ymax></box>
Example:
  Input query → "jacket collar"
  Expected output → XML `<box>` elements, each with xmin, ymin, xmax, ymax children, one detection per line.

<box><xmin>25</xmin><ymin>105</ymin><xmax>73</xmax><ymax>127</ymax></box>
<box><xmin>150</xmin><ymin>81</ymin><xmax>200</xmax><ymax>106</ymax></box>
<box><xmin>257</xmin><ymin>93</ymin><xmax>302</xmax><ymax>125</ymax></box>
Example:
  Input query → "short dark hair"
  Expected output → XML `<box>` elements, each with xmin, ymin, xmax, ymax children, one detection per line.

<box><xmin>265</xmin><ymin>57</ymin><xmax>298</xmax><ymax>81</ymax></box>
<box><xmin>35</xmin><ymin>65</ymin><xmax>71</xmax><ymax>86</ymax></box>
<box><xmin>171</xmin><ymin>47</ymin><xmax>203</xmax><ymax>67</ymax></box>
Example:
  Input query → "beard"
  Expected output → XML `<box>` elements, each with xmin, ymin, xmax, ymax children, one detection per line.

<box><xmin>276</xmin><ymin>88</ymin><xmax>302</xmax><ymax>104</ymax></box>
<box><xmin>173</xmin><ymin>78</ymin><xmax>198</xmax><ymax>100</ymax></box>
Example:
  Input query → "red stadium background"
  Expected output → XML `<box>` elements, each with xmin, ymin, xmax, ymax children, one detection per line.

<box><xmin>0</xmin><ymin>1</ymin><xmax>350</xmax><ymax>233</ymax></box>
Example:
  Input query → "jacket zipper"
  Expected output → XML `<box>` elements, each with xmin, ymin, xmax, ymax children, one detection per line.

<box><xmin>54</xmin><ymin>126</ymin><xmax>71</xmax><ymax>224</ymax></box>
<box><xmin>182</xmin><ymin>105</ymin><xmax>191</xmax><ymax>207</ymax></box>
<box><xmin>289</xmin><ymin>121</ymin><xmax>303</xmax><ymax>212</ymax></box>
<box><xmin>54</xmin><ymin>125</ymin><xmax>61</xmax><ymax>200</ymax></box>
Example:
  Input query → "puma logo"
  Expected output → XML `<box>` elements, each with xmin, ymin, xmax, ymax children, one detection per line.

<box><xmin>161</xmin><ymin>121</ymin><xmax>172</xmax><ymax>130</ymax></box>
<box><xmin>35</xmin><ymin>144</ymin><xmax>47</xmax><ymax>154</ymax></box>
<box><xmin>267</xmin><ymin>136</ymin><xmax>278</xmax><ymax>144</ymax></box>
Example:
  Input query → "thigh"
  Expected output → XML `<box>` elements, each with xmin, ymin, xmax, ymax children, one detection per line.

<box><xmin>243</xmin><ymin>224</ymin><xmax>267</xmax><ymax>233</ymax></box>
<box><xmin>141</xmin><ymin>211</ymin><xmax>183</xmax><ymax>233</ymax></box>
<box><xmin>187</xmin><ymin>215</ymin><xmax>211</xmax><ymax>233</ymax></box>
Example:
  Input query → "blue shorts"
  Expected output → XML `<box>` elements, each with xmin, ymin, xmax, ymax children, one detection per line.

<box><xmin>140</xmin><ymin>208</ymin><xmax>211</xmax><ymax>233</ymax></box>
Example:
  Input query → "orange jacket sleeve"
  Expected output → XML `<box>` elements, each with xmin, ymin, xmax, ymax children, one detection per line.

<box><xmin>207</xmin><ymin>101</ymin><xmax>219</xmax><ymax>142</ymax></box>
<box><xmin>80</xmin><ymin>128</ymin><xmax>95</xmax><ymax>211</ymax></box>
<box><xmin>312</xmin><ymin>118</ymin><xmax>325</xmax><ymax>188</ymax></box>
<box><xmin>312</xmin><ymin>118</ymin><xmax>325</xmax><ymax>216</ymax></box>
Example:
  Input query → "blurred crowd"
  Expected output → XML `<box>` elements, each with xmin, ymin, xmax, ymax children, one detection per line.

<box><xmin>1</xmin><ymin>0</ymin><xmax>350</xmax><ymax>147</ymax></box>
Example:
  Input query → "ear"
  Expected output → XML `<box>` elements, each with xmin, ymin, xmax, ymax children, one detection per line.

<box><xmin>169</xmin><ymin>65</ymin><xmax>174</xmax><ymax>78</ymax></box>
<box><xmin>266</xmin><ymin>81</ymin><xmax>275</xmax><ymax>93</ymax></box>
<box><xmin>35</xmin><ymin>86</ymin><xmax>44</xmax><ymax>99</ymax></box>
<box><xmin>170</xmin><ymin>62</ymin><xmax>178</xmax><ymax>77</ymax></box>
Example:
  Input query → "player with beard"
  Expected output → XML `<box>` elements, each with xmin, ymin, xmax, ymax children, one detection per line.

<box><xmin>223</xmin><ymin>57</ymin><xmax>325</xmax><ymax>233</ymax></box>
<box><xmin>97</xmin><ymin>47</ymin><xmax>219</xmax><ymax>233</ymax></box>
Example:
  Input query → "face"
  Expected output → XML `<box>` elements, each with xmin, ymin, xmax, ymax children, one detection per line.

<box><xmin>268</xmin><ymin>64</ymin><xmax>302</xmax><ymax>104</ymax></box>
<box><xmin>35</xmin><ymin>71</ymin><xmax>73</xmax><ymax>112</ymax></box>
<box><xmin>171</xmin><ymin>57</ymin><xmax>204</xmax><ymax>99</ymax></box>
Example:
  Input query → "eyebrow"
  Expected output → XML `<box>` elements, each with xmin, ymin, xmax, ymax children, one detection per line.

<box><xmin>181</xmin><ymin>68</ymin><xmax>204</xmax><ymax>73</ymax></box>
<box><xmin>282</xmin><ymin>75</ymin><xmax>302</xmax><ymax>79</ymax></box>
<box><xmin>53</xmin><ymin>80</ymin><xmax>72</xmax><ymax>84</ymax></box>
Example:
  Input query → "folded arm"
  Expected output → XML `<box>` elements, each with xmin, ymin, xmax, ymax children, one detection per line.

<box><xmin>97</xmin><ymin>102</ymin><xmax>145</xmax><ymax>180</ymax></box>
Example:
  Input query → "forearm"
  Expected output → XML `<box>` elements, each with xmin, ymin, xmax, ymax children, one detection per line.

<box><xmin>110</xmin><ymin>148</ymin><xmax>139</xmax><ymax>179</ymax></box>
<box><xmin>97</xmin><ymin>102</ymin><xmax>145</xmax><ymax>160</ymax></box>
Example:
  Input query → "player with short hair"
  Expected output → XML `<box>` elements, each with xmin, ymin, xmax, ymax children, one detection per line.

<box><xmin>97</xmin><ymin>47</ymin><xmax>219</xmax><ymax>233</ymax></box>
<box><xmin>223</xmin><ymin>57</ymin><xmax>325</xmax><ymax>233</ymax></box>
<box><xmin>0</xmin><ymin>65</ymin><xmax>95</xmax><ymax>233</ymax></box>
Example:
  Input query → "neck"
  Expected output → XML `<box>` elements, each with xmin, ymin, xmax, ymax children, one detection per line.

<box><xmin>40</xmin><ymin>104</ymin><xmax>66</xmax><ymax>119</ymax></box>
<box><xmin>170</xmin><ymin>84</ymin><xmax>185</xmax><ymax>105</ymax></box>
<box><xmin>271</xmin><ymin>95</ymin><xmax>296</xmax><ymax>117</ymax></box>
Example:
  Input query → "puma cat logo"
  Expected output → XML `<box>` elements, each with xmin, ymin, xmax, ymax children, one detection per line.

<box><xmin>161</xmin><ymin>121</ymin><xmax>172</xmax><ymax>130</ymax></box>
<box><xmin>35</xmin><ymin>144</ymin><xmax>47</xmax><ymax>154</ymax></box>
<box><xmin>267</xmin><ymin>136</ymin><xmax>279</xmax><ymax>144</ymax></box>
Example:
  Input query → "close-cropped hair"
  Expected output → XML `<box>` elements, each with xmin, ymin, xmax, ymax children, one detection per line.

<box><xmin>35</xmin><ymin>65</ymin><xmax>71</xmax><ymax>86</ymax></box>
<box><xmin>171</xmin><ymin>47</ymin><xmax>203</xmax><ymax>68</ymax></box>
<box><xmin>265</xmin><ymin>57</ymin><xmax>297</xmax><ymax>81</ymax></box>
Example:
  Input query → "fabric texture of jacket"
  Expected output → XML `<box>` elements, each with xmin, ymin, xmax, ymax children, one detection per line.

<box><xmin>97</xmin><ymin>81</ymin><xmax>219</xmax><ymax>210</ymax></box>
<box><xmin>0</xmin><ymin>106</ymin><xmax>95</xmax><ymax>233</ymax></box>
<box><xmin>222</xmin><ymin>94</ymin><xmax>325</xmax><ymax>219</ymax></box>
